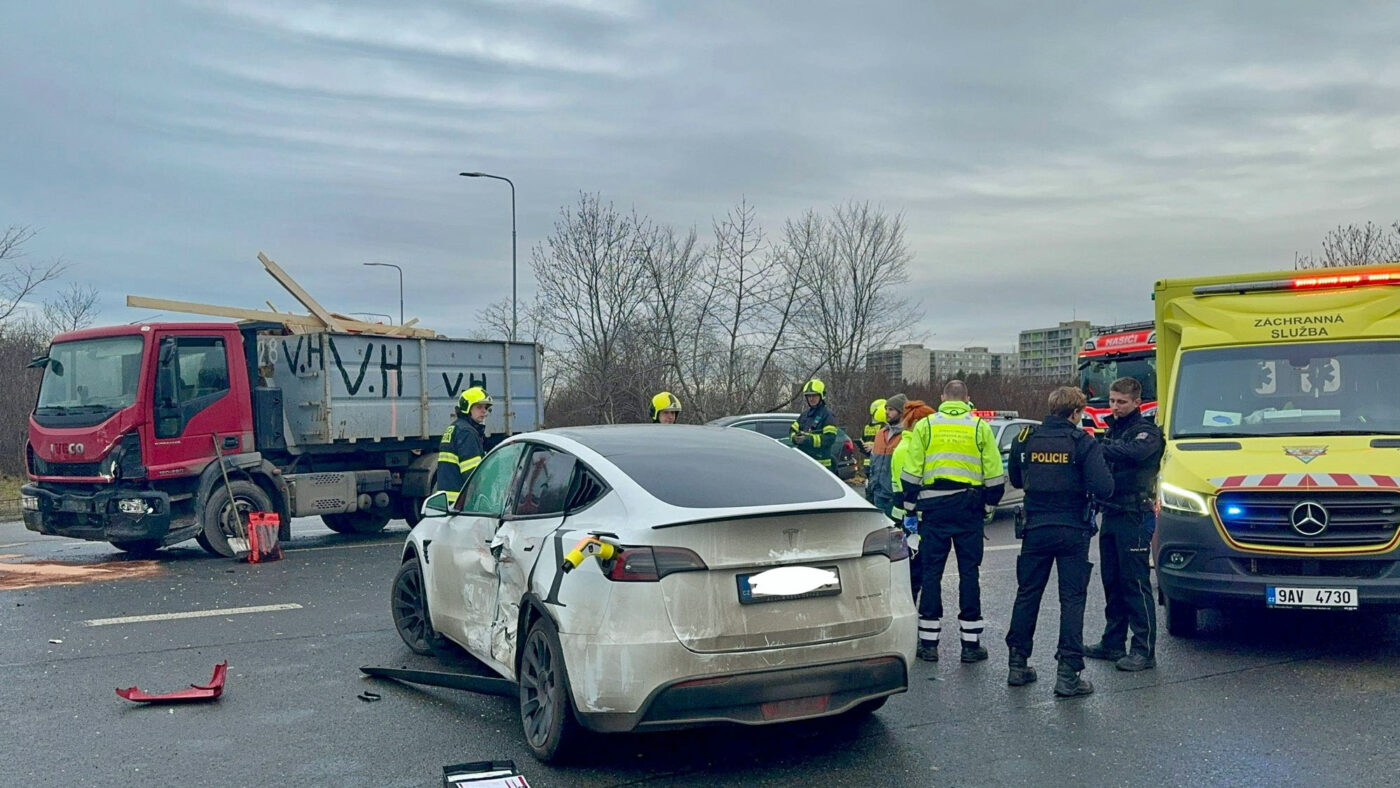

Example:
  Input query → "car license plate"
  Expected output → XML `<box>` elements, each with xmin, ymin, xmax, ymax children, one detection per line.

<box><xmin>736</xmin><ymin>565</ymin><xmax>840</xmax><ymax>605</ymax></box>
<box><xmin>1267</xmin><ymin>586</ymin><xmax>1357</xmax><ymax>610</ymax></box>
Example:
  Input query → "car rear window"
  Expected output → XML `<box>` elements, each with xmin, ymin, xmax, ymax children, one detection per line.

<box><xmin>561</xmin><ymin>426</ymin><xmax>848</xmax><ymax>508</ymax></box>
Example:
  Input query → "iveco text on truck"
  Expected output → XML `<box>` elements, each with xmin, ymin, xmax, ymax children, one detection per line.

<box><xmin>22</xmin><ymin>321</ymin><xmax>540</xmax><ymax>556</ymax></box>
<box><xmin>1153</xmin><ymin>265</ymin><xmax>1400</xmax><ymax>636</ymax></box>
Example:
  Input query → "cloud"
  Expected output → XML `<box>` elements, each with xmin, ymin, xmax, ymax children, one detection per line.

<box><xmin>2</xmin><ymin>0</ymin><xmax>1399</xmax><ymax>352</ymax></box>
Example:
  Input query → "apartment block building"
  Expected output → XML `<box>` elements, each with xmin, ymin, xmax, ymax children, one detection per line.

<box><xmin>1017</xmin><ymin>320</ymin><xmax>1094</xmax><ymax>381</ymax></box>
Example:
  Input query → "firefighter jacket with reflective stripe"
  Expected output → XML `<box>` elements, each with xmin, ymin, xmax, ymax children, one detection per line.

<box><xmin>868</xmin><ymin>423</ymin><xmax>903</xmax><ymax>500</ymax></box>
<box><xmin>790</xmin><ymin>401</ymin><xmax>839</xmax><ymax>467</ymax></box>
<box><xmin>1101</xmin><ymin>408</ymin><xmax>1164</xmax><ymax>512</ymax></box>
<box><xmin>436</xmin><ymin>416</ymin><xmax>485</xmax><ymax>503</ymax></box>
<box><xmin>899</xmin><ymin>400</ymin><xmax>1005</xmax><ymax>512</ymax></box>
<box><xmin>1009</xmin><ymin>415</ymin><xmax>1114</xmax><ymax>531</ymax></box>
<box><xmin>862</xmin><ymin>421</ymin><xmax>880</xmax><ymax>469</ymax></box>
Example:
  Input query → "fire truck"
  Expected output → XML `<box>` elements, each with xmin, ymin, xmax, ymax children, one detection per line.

<box><xmin>1077</xmin><ymin>321</ymin><xmax>1157</xmax><ymax>432</ymax></box>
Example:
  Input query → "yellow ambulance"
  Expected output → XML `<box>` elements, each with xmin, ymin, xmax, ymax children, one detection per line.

<box><xmin>1154</xmin><ymin>265</ymin><xmax>1400</xmax><ymax>636</ymax></box>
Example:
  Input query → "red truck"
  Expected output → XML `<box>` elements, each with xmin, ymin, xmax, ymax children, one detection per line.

<box><xmin>1077</xmin><ymin>321</ymin><xmax>1157</xmax><ymax>433</ymax></box>
<box><xmin>22</xmin><ymin>320</ymin><xmax>540</xmax><ymax>556</ymax></box>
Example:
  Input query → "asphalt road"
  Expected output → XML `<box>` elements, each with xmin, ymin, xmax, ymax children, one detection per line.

<box><xmin>4</xmin><ymin>513</ymin><xmax>1399</xmax><ymax>787</ymax></box>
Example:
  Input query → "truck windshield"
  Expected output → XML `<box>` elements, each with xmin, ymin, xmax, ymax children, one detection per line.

<box><xmin>1079</xmin><ymin>354</ymin><xmax>1157</xmax><ymax>404</ymax></box>
<box><xmin>36</xmin><ymin>336</ymin><xmax>145</xmax><ymax>418</ymax></box>
<box><xmin>1170</xmin><ymin>340</ymin><xmax>1400</xmax><ymax>438</ymax></box>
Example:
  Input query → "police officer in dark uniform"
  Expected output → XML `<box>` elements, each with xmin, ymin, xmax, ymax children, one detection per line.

<box><xmin>1085</xmin><ymin>376</ymin><xmax>1165</xmax><ymax>672</ymax></box>
<box><xmin>1004</xmin><ymin>386</ymin><xmax>1113</xmax><ymax>696</ymax></box>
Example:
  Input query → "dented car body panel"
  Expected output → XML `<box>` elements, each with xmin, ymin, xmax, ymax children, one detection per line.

<box><xmin>400</xmin><ymin>424</ymin><xmax>917</xmax><ymax>731</ymax></box>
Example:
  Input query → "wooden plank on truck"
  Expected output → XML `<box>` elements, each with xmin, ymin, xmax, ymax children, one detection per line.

<box><xmin>257</xmin><ymin>252</ymin><xmax>351</xmax><ymax>332</ymax></box>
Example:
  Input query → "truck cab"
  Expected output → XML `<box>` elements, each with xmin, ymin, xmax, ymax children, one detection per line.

<box><xmin>23</xmin><ymin>323</ymin><xmax>262</xmax><ymax>554</ymax></box>
<box><xmin>1153</xmin><ymin>266</ymin><xmax>1400</xmax><ymax>636</ymax></box>
<box><xmin>1078</xmin><ymin>321</ymin><xmax>1157</xmax><ymax>433</ymax></box>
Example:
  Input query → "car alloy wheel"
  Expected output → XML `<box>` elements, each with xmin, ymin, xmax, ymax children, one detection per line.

<box><xmin>519</xmin><ymin>619</ymin><xmax>579</xmax><ymax>762</ymax></box>
<box><xmin>391</xmin><ymin>558</ymin><xmax>446</xmax><ymax>655</ymax></box>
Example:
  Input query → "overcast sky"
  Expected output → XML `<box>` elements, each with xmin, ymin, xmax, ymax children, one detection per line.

<box><xmin>4</xmin><ymin>1</ymin><xmax>1399</xmax><ymax>352</ymax></box>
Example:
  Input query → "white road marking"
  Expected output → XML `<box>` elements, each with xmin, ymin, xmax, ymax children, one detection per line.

<box><xmin>84</xmin><ymin>603</ymin><xmax>303</xmax><ymax>627</ymax></box>
<box><xmin>287</xmin><ymin>540</ymin><xmax>401</xmax><ymax>553</ymax></box>
<box><xmin>986</xmin><ymin>544</ymin><xmax>1020</xmax><ymax>552</ymax></box>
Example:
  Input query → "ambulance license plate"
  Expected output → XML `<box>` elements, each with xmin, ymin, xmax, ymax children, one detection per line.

<box><xmin>1267</xmin><ymin>586</ymin><xmax>1357</xmax><ymax>610</ymax></box>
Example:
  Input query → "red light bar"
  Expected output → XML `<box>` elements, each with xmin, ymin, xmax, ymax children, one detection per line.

<box><xmin>1293</xmin><ymin>272</ymin><xmax>1400</xmax><ymax>288</ymax></box>
<box><xmin>1194</xmin><ymin>270</ymin><xmax>1400</xmax><ymax>295</ymax></box>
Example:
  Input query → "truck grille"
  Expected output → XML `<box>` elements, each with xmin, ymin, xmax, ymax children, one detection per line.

<box><xmin>31</xmin><ymin>457</ymin><xmax>102</xmax><ymax>477</ymax></box>
<box><xmin>1215</xmin><ymin>490</ymin><xmax>1400</xmax><ymax>548</ymax></box>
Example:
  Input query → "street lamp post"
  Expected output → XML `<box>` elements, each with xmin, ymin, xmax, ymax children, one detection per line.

<box><xmin>362</xmin><ymin>262</ymin><xmax>404</xmax><ymax>325</ymax></box>
<box><xmin>458</xmin><ymin>171</ymin><xmax>517</xmax><ymax>342</ymax></box>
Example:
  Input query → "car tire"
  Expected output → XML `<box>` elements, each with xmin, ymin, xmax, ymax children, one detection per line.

<box><xmin>321</xmin><ymin>511</ymin><xmax>391</xmax><ymax>534</ymax></box>
<box><xmin>111</xmin><ymin>539</ymin><xmax>162</xmax><ymax>557</ymax></box>
<box><xmin>519</xmin><ymin>616</ymin><xmax>581</xmax><ymax>763</ymax></box>
<box><xmin>1165</xmin><ymin>596</ymin><xmax>1199</xmax><ymax>638</ymax></box>
<box><xmin>200</xmin><ymin>480</ymin><xmax>273</xmax><ymax>557</ymax></box>
<box><xmin>391</xmin><ymin>558</ymin><xmax>450</xmax><ymax>655</ymax></box>
<box><xmin>396</xmin><ymin>495</ymin><xmax>425</xmax><ymax>528</ymax></box>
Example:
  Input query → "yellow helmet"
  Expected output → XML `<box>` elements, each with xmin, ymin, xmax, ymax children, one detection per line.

<box><xmin>869</xmin><ymin>398</ymin><xmax>887</xmax><ymax>420</ymax></box>
<box><xmin>801</xmin><ymin>378</ymin><xmax>826</xmax><ymax>398</ymax></box>
<box><xmin>458</xmin><ymin>386</ymin><xmax>493</xmax><ymax>412</ymax></box>
<box><xmin>650</xmin><ymin>391</ymin><xmax>682</xmax><ymax>422</ymax></box>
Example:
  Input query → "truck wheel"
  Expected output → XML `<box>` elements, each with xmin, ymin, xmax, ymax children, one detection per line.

<box><xmin>391</xmin><ymin>558</ymin><xmax>449</xmax><ymax>655</ymax></box>
<box><xmin>397</xmin><ymin>496</ymin><xmax>426</xmax><ymax>528</ymax></box>
<box><xmin>321</xmin><ymin>511</ymin><xmax>391</xmax><ymax>534</ymax></box>
<box><xmin>201</xmin><ymin>480</ymin><xmax>273</xmax><ymax>557</ymax></box>
<box><xmin>111</xmin><ymin>539</ymin><xmax>162</xmax><ymax>557</ymax></box>
<box><xmin>519</xmin><ymin>616</ymin><xmax>582</xmax><ymax>763</ymax></box>
<box><xmin>1165</xmin><ymin>597</ymin><xmax>1199</xmax><ymax>638</ymax></box>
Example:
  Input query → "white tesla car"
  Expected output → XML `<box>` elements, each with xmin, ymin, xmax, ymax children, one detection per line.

<box><xmin>391</xmin><ymin>424</ymin><xmax>917</xmax><ymax>761</ymax></box>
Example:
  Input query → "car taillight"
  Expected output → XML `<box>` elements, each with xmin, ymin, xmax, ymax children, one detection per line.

<box><xmin>862</xmin><ymin>528</ymin><xmax>910</xmax><ymax>561</ymax></box>
<box><xmin>605</xmin><ymin>546</ymin><xmax>708</xmax><ymax>582</ymax></box>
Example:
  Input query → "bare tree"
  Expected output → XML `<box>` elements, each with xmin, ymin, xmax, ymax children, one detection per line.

<box><xmin>0</xmin><ymin>225</ymin><xmax>66</xmax><ymax>324</ymax></box>
<box><xmin>531</xmin><ymin>193</ymin><xmax>657</xmax><ymax>424</ymax></box>
<box><xmin>41</xmin><ymin>282</ymin><xmax>100</xmax><ymax>335</ymax></box>
<box><xmin>1295</xmin><ymin>221</ymin><xmax>1400</xmax><ymax>269</ymax></box>
<box><xmin>638</xmin><ymin>199</ymin><xmax>804</xmax><ymax>421</ymax></box>
<box><xmin>782</xmin><ymin>202</ymin><xmax>918</xmax><ymax>424</ymax></box>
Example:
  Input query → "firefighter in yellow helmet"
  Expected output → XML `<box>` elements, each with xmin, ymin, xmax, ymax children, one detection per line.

<box><xmin>650</xmin><ymin>392</ymin><xmax>682</xmax><ymax>423</ymax></box>
<box><xmin>861</xmin><ymin>398</ymin><xmax>887</xmax><ymax>492</ymax></box>
<box><xmin>436</xmin><ymin>386</ymin><xmax>492</xmax><ymax>505</ymax></box>
<box><xmin>790</xmin><ymin>378</ymin><xmax>839</xmax><ymax>473</ymax></box>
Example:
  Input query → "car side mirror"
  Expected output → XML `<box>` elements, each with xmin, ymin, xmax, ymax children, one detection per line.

<box><xmin>422</xmin><ymin>491</ymin><xmax>452</xmax><ymax>517</ymax></box>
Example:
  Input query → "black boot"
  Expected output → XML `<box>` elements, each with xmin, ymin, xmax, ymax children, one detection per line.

<box><xmin>916</xmin><ymin>642</ymin><xmax>939</xmax><ymax>662</ymax></box>
<box><xmin>960</xmin><ymin>641</ymin><xmax>988</xmax><ymax>663</ymax></box>
<box><xmin>1053</xmin><ymin>661</ymin><xmax>1094</xmax><ymax>697</ymax></box>
<box><xmin>1007</xmin><ymin>650</ymin><xmax>1037</xmax><ymax>686</ymax></box>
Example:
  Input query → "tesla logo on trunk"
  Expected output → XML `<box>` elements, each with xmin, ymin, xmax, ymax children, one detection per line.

<box><xmin>1290</xmin><ymin>501</ymin><xmax>1329</xmax><ymax>537</ymax></box>
<box><xmin>783</xmin><ymin>528</ymin><xmax>800</xmax><ymax>548</ymax></box>
<box><xmin>53</xmin><ymin>442</ymin><xmax>84</xmax><ymax>456</ymax></box>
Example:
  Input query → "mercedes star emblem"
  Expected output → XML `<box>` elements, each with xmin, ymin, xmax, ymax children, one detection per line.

<box><xmin>1289</xmin><ymin>501</ymin><xmax>1329</xmax><ymax>537</ymax></box>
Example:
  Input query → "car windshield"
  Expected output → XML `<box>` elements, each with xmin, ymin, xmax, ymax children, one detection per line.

<box><xmin>36</xmin><ymin>336</ymin><xmax>145</xmax><ymax>415</ymax></box>
<box><xmin>1170</xmin><ymin>340</ymin><xmax>1400</xmax><ymax>439</ymax></box>
<box><xmin>1079</xmin><ymin>353</ymin><xmax>1156</xmax><ymax>405</ymax></box>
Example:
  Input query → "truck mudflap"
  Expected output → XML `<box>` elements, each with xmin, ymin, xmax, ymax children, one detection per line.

<box><xmin>21</xmin><ymin>483</ymin><xmax>179</xmax><ymax>544</ymax></box>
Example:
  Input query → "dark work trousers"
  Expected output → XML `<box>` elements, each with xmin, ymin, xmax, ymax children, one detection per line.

<box><xmin>1099</xmin><ymin>509</ymin><xmax>1157</xmax><ymax>658</ymax></box>
<box><xmin>917</xmin><ymin>494</ymin><xmax>985</xmax><ymax>624</ymax></box>
<box><xmin>1004</xmin><ymin>525</ymin><xmax>1093</xmax><ymax>671</ymax></box>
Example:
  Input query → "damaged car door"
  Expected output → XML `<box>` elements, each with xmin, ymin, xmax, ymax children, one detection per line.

<box><xmin>488</xmin><ymin>444</ymin><xmax>580</xmax><ymax>667</ymax></box>
<box><xmin>429</xmin><ymin>441</ymin><xmax>526</xmax><ymax>658</ymax></box>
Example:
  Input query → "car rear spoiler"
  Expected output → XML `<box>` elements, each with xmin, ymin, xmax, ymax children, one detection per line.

<box><xmin>652</xmin><ymin>505</ymin><xmax>877</xmax><ymax>530</ymax></box>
